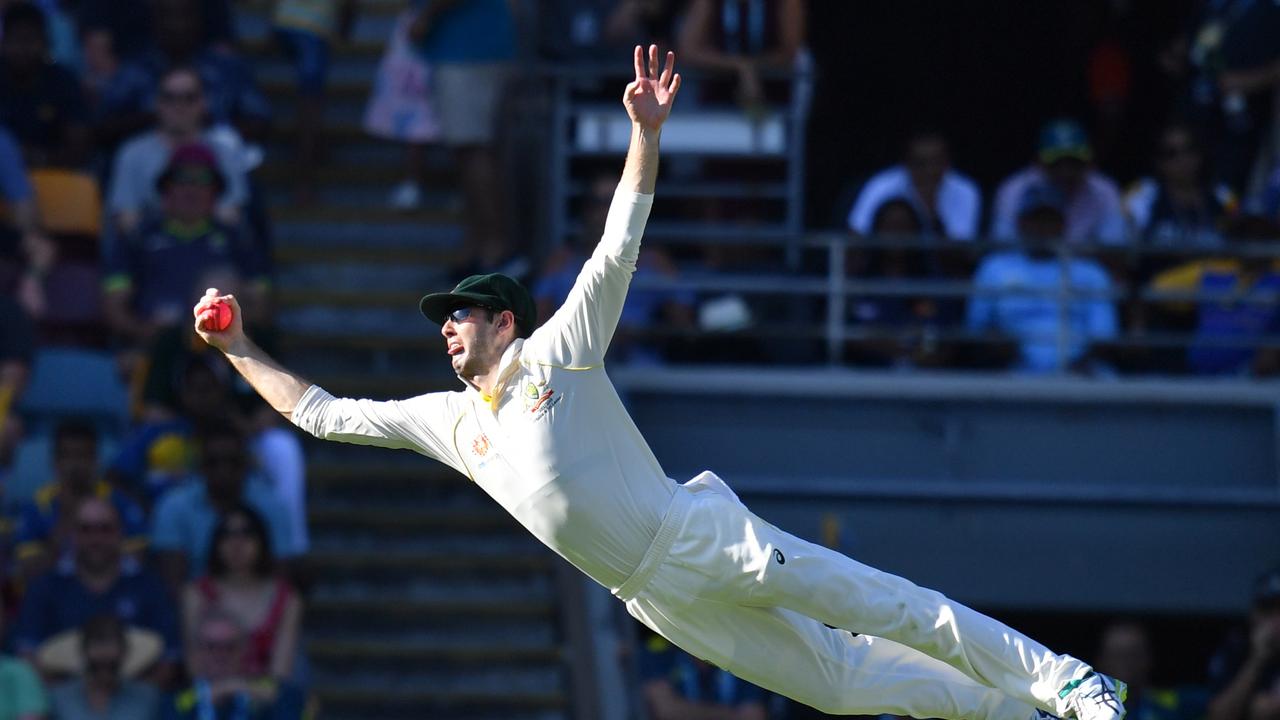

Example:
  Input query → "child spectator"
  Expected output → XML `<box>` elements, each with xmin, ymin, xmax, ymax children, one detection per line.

<box><xmin>365</xmin><ymin>9</ymin><xmax>440</xmax><ymax>210</ymax></box>
<box><xmin>47</xmin><ymin>614</ymin><xmax>162</xmax><ymax>720</ymax></box>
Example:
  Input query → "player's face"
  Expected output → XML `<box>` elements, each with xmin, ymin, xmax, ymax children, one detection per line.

<box><xmin>441</xmin><ymin>306</ymin><xmax>505</xmax><ymax>377</ymax></box>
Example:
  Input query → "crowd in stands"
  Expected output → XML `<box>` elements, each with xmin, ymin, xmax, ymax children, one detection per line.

<box><xmin>0</xmin><ymin>0</ymin><xmax>1277</xmax><ymax>718</ymax></box>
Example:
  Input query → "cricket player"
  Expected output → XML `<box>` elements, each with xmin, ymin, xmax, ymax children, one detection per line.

<box><xmin>193</xmin><ymin>45</ymin><xmax>1126</xmax><ymax>720</ymax></box>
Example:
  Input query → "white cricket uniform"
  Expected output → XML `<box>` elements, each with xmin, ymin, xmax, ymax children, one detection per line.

<box><xmin>290</xmin><ymin>186</ymin><xmax>1093</xmax><ymax>719</ymax></box>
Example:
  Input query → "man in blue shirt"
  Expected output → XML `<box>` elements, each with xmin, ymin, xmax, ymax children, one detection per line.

<box><xmin>968</xmin><ymin>183</ymin><xmax>1118</xmax><ymax>373</ymax></box>
<box><xmin>151</xmin><ymin>425</ymin><xmax>299</xmax><ymax>591</ymax></box>
<box><xmin>14</xmin><ymin>496</ymin><xmax>180</xmax><ymax>680</ymax></box>
<box><xmin>13</xmin><ymin>419</ymin><xmax>148</xmax><ymax>581</ymax></box>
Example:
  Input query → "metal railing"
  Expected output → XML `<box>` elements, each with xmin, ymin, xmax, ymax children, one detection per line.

<box><xmin>619</xmin><ymin>231</ymin><xmax>1280</xmax><ymax>373</ymax></box>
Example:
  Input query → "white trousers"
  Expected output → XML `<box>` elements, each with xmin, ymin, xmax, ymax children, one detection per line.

<box><xmin>612</xmin><ymin>473</ymin><xmax>1090</xmax><ymax>719</ymax></box>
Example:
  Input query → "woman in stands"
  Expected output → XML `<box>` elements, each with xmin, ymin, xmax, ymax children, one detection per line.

<box><xmin>181</xmin><ymin>504</ymin><xmax>301</xmax><ymax>681</ymax></box>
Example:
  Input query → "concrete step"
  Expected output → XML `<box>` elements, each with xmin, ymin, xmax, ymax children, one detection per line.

<box><xmin>305</xmin><ymin>608</ymin><xmax>557</xmax><ymax>647</ymax></box>
<box><xmin>308</xmin><ymin>597</ymin><xmax>555</xmax><ymax>622</ymax></box>
<box><xmin>270</xmin><ymin>203</ymin><xmax>457</xmax><ymax>225</ymax></box>
<box><xmin>303</xmin><ymin>372</ymin><xmax>455</xmax><ymax>398</ymax></box>
<box><xmin>266</xmin><ymin>183</ymin><xmax>461</xmax><ymax>210</ymax></box>
<box><xmin>235</xmin><ymin>3</ymin><xmax>400</xmax><ymax>46</ymax></box>
<box><xmin>306</xmin><ymin>550</ymin><xmax>552</xmax><ymax>573</ymax></box>
<box><xmin>259</xmin><ymin>161</ymin><xmax>455</xmax><ymax>188</ymax></box>
<box><xmin>310</xmin><ymin>640</ymin><xmax>561</xmax><ymax>665</ymax></box>
<box><xmin>309</xmin><ymin>571</ymin><xmax>554</xmax><ymax>611</ymax></box>
<box><xmin>276</xmin><ymin>305</ymin><xmax>432</xmax><ymax>338</ymax></box>
<box><xmin>276</xmin><ymin>287</ymin><xmax>426</xmax><ymax>309</ymax></box>
<box><xmin>309</xmin><ymin>506</ymin><xmax>520</xmax><ymax>532</ymax></box>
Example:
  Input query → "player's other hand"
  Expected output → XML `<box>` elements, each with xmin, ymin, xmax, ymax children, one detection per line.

<box><xmin>193</xmin><ymin>287</ymin><xmax>245</xmax><ymax>352</ymax></box>
<box><xmin>624</xmin><ymin>44</ymin><xmax>681</xmax><ymax>132</ymax></box>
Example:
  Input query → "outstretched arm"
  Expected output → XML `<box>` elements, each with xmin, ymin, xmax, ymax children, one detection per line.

<box><xmin>193</xmin><ymin>289</ymin><xmax>311</xmax><ymax>419</ymax></box>
<box><xmin>527</xmin><ymin>46</ymin><xmax>680</xmax><ymax>367</ymax></box>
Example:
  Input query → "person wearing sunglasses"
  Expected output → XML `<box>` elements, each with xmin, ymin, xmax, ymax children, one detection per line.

<box><xmin>12</xmin><ymin>497</ymin><xmax>180</xmax><ymax>686</ymax></box>
<box><xmin>191</xmin><ymin>47</ymin><xmax>1126</xmax><ymax>720</ymax></box>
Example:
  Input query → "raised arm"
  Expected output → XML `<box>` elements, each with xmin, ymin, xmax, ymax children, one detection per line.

<box><xmin>526</xmin><ymin>46</ymin><xmax>680</xmax><ymax>367</ymax></box>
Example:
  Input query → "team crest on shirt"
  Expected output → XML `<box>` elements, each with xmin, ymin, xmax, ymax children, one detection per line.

<box><xmin>523</xmin><ymin>380</ymin><xmax>561</xmax><ymax>420</ymax></box>
<box><xmin>471</xmin><ymin>433</ymin><xmax>491</xmax><ymax>457</ymax></box>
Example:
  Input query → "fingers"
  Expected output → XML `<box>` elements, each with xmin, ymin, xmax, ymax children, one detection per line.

<box><xmin>659</xmin><ymin>50</ymin><xmax>674</xmax><ymax>87</ymax></box>
<box><xmin>633</xmin><ymin>45</ymin><xmax>644</xmax><ymax>80</ymax></box>
<box><xmin>669</xmin><ymin>72</ymin><xmax>682</xmax><ymax>99</ymax></box>
<box><xmin>648</xmin><ymin>44</ymin><xmax>659</xmax><ymax>79</ymax></box>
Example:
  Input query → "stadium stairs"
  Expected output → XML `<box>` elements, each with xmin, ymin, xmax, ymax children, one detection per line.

<box><xmin>237</xmin><ymin>2</ymin><xmax>573</xmax><ymax>718</ymax></box>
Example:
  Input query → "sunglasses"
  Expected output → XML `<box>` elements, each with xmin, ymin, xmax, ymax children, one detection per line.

<box><xmin>445</xmin><ymin>306</ymin><xmax>493</xmax><ymax>324</ymax></box>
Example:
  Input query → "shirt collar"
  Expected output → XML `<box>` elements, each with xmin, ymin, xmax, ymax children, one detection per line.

<box><xmin>460</xmin><ymin>338</ymin><xmax>525</xmax><ymax>410</ymax></box>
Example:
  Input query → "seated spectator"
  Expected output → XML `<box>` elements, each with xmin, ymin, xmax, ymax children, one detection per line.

<box><xmin>968</xmin><ymin>184</ymin><xmax>1119</xmax><ymax>373</ymax></box>
<box><xmin>152</xmin><ymin>426</ymin><xmax>300</xmax><ymax>592</ymax></box>
<box><xmin>846</xmin><ymin>198</ymin><xmax>956</xmax><ymax>369</ymax></box>
<box><xmin>13</xmin><ymin>420</ymin><xmax>148</xmax><ymax>581</ymax></box>
<box><xmin>534</xmin><ymin>176</ymin><xmax>696</xmax><ymax>364</ymax></box>
<box><xmin>0</xmin><ymin>2</ymin><xmax>91</xmax><ymax>168</ymax></box>
<box><xmin>182</xmin><ymin>505</ymin><xmax>300</xmax><ymax>681</ymax></box>
<box><xmin>13</xmin><ymin>496</ymin><xmax>180</xmax><ymax>681</ymax></box>
<box><xmin>1094</xmin><ymin>620</ymin><xmax>1208</xmax><ymax>720</ymax></box>
<box><xmin>104</xmin><ymin>144</ymin><xmax>267</xmax><ymax>346</ymax></box>
<box><xmin>80</xmin><ymin>27</ymin><xmax>159</xmax><ymax>166</ymax></box>
<box><xmin>0</xmin><ymin>124</ymin><xmax>56</xmax><ymax>318</ymax></box>
<box><xmin>0</xmin><ymin>592</ymin><xmax>47</xmax><ymax>720</ymax></box>
<box><xmin>848</xmin><ymin>129</ymin><xmax>983</xmax><ymax>241</ymax></box>
<box><xmin>132</xmin><ymin>0</ymin><xmax>271</xmax><ymax>139</ymax></box>
<box><xmin>163</xmin><ymin>611</ymin><xmax>304</xmax><ymax>720</ymax></box>
<box><xmin>1207</xmin><ymin>567</ymin><xmax>1280</xmax><ymax>720</ymax></box>
<box><xmin>114</xmin><ymin>344</ymin><xmax>306</xmax><ymax>551</ymax></box>
<box><xmin>47</xmin><ymin>615</ymin><xmax>162</xmax><ymax>720</ymax></box>
<box><xmin>991</xmin><ymin>119</ymin><xmax>1127</xmax><ymax>246</ymax></box>
<box><xmin>106</xmin><ymin>66</ymin><xmax>249</xmax><ymax>237</ymax></box>
<box><xmin>1148</xmin><ymin>215</ymin><xmax>1280</xmax><ymax>376</ymax></box>
<box><xmin>638</xmin><ymin>628</ymin><xmax>767</xmax><ymax>720</ymax></box>
<box><xmin>1125</xmin><ymin>123</ymin><xmax>1235</xmax><ymax>272</ymax></box>
<box><xmin>677</xmin><ymin>0</ymin><xmax>806</xmax><ymax>108</ymax></box>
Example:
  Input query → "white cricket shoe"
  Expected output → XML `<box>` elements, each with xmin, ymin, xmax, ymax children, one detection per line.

<box><xmin>1058</xmin><ymin>671</ymin><xmax>1127</xmax><ymax>720</ymax></box>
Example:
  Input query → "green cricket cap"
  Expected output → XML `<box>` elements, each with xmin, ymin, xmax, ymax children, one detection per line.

<box><xmin>419</xmin><ymin>273</ymin><xmax>537</xmax><ymax>338</ymax></box>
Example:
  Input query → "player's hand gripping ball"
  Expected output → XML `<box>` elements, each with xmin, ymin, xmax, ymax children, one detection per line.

<box><xmin>198</xmin><ymin>300</ymin><xmax>232</xmax><ymax>332</ymax></box>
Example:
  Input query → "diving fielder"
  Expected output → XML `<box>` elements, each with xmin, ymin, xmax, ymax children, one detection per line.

<box><xmin>193</xmin><ymin>46</ymin><xmax>1126</xmax><ymax>720</ymax></box>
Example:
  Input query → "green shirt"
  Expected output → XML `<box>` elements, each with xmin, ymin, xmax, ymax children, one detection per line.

<box><xmin>0</xmin><ymin>655</ymin><xmax>47</xmax><ymax>720</ymax></box>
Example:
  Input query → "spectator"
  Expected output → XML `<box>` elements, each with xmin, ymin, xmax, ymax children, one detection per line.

<box><xmin>151</xmin><ymin>426</ymin><xmax>300</xmax><ymax>592</ymax></box>
<box><xmin>847</xmin><ymin>129</ymin><xmax>983</xmax><ymax>242</ymax></box>
<box><xmin>13</xmin><ymin>420</ymin><xmax>148</xmax><ymax>581</ymax></box>
<box><xmin>115</xmin><ymin>329</ymin><xmax>307</xmax><ymax>549</ymax></box>
<box><xmin>1149</xmin><ymin>215</ymin><xmax>1280</xmax><ymax>377</ymax></box>
<box><xmin>1207</xmin><ymin>567</ymin><xmax>1280</xmax><ymax>720</ymax></box>
<box><xmin>182</xmin><ymin>505</ymin><xmax>301</xmax><ymax>681</ymax></box>
<box><xmin>0</xmin><ymin>125</ymin><xmax>56</xmax><ymax>319</ymax></box>
<box><xmin>162</xmin><ymin>611</ymin><xmax>304</xmax><ymax>720</ymax></box>
<box><xmin>1125</xmin><ymin>123</ymin><xmax>1235</xmax><ymax>258</ymax></box>
<box><xmin>367</xmin><ymin>9</ymin><xmax>440</xmax><ymax>211</ymax></box>
<box><xmin>47</xmin><ymin>615</ymin><xmax>162</xmax><ymax>720</ymax></box>
<box><xmin>80</xmin><ymin>28</ymin><xmax>159</xmax><ymax>166</ymax></box>
<box><xmin>1178</xmin><ymin>0</ymin><xmax>1280</xmax><ymax>195</ymax></box>
<box><xmin>991</xmin><ymin>119</ymin><xmax>1127</xmax><ymax>246</ymax></box>
<box><xmin>134</xmin><ymin>0</ymin><xmax>271</xmax><ymax>137</ymax></box>
<box><xmin>677</xmin><ymin>0</ymin><xmax>806</xmax><ymax>109</ymax></box>
<box><xmin>104</xmin><ymin>143</ymin><xmax>268</xmax><ymax>346</ymax></box>
<box><xmin>0</xmin><ymin>2</ymin><xmax>90</xmax><ymax>168</ymax></box>
<box><xmin>13</xmin><ymin>496</ymin><xmax>180</xmax><ymax>680</ymax></box>
<box><xmin>533</xmin><ymin>175</ymin><xmax>696</xmax><ymax>364</ymax></box>
<box><xmin>0</xmin><ymin>592</ymin><xmax>47</xmax><ymax>720</ymax></box>
<box><xmin>968</xmin><ymin>183</ymin><xmax>1119</xmax><ymax>373</ymax></box>
<box><xmin>272</xmin><ymin>0</ymin><xmax>356</xmax><ymax>204</ymax></box>
<box><xmin>638</xmin><ymin>629</ymin><xmax>767</xmax><ymax>720</ymax></box>
<box><xmin>408</xmin><ymin>0</ymin><xmax>518</xmax><ymax>273</ymax></box>
<box><xmin>846</xmin><ymin>197</ymin><xmax>956</xmax><ymax>369</ymax></box>
<box><xmin>1094</xmin><ymin>620</ymin><xmax>1208</xmax><ymax>720</ymax></box>
<box><xmin>77</xmin><ymin>0</ymin><xmax>237</xmax><ymax>63</ymax></box>
<box><xmin>106</xmin><ymin>66</ymin><xmax>250</xmax><ymax>237</ymax></box>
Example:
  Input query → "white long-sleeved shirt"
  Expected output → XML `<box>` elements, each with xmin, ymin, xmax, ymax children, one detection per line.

<box><xmin>290</xmin><ymin>187</ymin><xmax>676</xmax><ymax>590</ymax></box>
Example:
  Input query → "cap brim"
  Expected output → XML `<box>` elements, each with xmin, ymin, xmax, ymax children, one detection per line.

<box><xmin>419</xmin><ymin>291</ymin><xmax>496</xmax><ymax>325</ymax></box>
